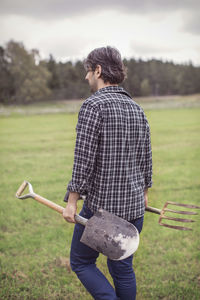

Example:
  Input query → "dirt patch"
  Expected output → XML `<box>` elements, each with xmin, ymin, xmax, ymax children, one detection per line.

<box><xmin>54</xmin><ymin>256</ymin><xmax>71</xmax><ymax>272</ymax></box>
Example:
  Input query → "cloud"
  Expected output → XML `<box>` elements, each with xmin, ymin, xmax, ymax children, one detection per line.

<box><xmin>129</xmin><ymin>39</ymin><xmax>200</xmax><ymax>65</ymax></box>
<box><xmin>39</xmin><ymin>36</ymin><xmax>96</xmax><ymax>61</ymax></box>
<box><xmin>1</xmin><ymin>0</ymin><xmax>200</xmax><ymax>39</ymax></box>
<box><xmin>181</xmin><ymin>11</ymin><xmax>200</xmax><ymax>35</ymax></box>
<box><xmin>0</xmin><ymin>0</ymin><xmax>200</xmax><ymax>20</ymax></box>
<box><xmin>131</xmin><ymin>42</ymin><xmax>179</xmax><ymax>56</ymax></box>
<box><xmin>1</xmin><ymin>1</ymin><xmax>200</xmax><ymax>65</ymax></box>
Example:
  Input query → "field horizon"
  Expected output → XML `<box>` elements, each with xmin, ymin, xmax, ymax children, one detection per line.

<box><xmin>0</xmin><ymin>93</ymin><xmax>200</xmax><ymax>116</ymax></box>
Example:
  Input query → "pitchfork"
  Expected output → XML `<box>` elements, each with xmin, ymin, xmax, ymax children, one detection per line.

<box><xmin>146</xmin><ymin>201</ymin><xmax>200</xmax><ymax>231</ymax></box>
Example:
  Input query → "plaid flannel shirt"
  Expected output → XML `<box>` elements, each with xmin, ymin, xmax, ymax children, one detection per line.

<box><xmin>66</xmin><ymin>86</ymin><xmax>152</xmax><ymax>220</ymax></box>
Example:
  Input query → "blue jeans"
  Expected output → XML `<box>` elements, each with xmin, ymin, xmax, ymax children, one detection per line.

<box><xmin>70</xmin><ymin>204</ymin><xmax>144</xmax><ymax>300</ymax></box>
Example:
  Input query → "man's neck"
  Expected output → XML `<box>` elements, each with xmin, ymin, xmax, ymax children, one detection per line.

<box><xmin>97</xmin><ymin>80</ymin><xmax>118</xmax><ymax>91</ymax></box>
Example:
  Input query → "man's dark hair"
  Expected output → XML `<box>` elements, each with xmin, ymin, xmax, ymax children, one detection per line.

<box><xmin>84</xmin><ymin>46</ymin><xmax>126</xmax><ymax>84</ymax></box>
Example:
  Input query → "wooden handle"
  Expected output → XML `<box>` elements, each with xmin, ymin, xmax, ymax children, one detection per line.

<box><xmin>34</xmin><ymin>193</ymin><xmax>64</xmax><ymax>214</ymax></box>
<box><xmin>16</xmin><ymin>181</ymin><xmax>28</xmax><ymax>197</ymax></box>
<box><xmin>33</xmin><ymin>193</ymin><xmax>87</xmax><ymax>226</ymax></box>
<box><xmin>145</xmin><ymin>206</ymin><xmax>161</xmax><ymax>215</ymax></box>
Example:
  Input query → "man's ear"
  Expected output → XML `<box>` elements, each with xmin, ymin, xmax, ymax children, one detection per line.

<box><xmin>95</xmin><ymin>65</ymin><xmax>102</xmax><ymax>78</ymax></box>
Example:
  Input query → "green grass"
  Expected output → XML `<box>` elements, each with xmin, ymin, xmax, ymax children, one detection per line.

<box><xmin>0</xmin><ymin>103</ymin><xmax>200</xmax><ymax>299</ymax></box>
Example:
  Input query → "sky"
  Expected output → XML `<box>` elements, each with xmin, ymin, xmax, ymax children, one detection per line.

<box><xmin>0</xmin><ymin>0</ymin><xmax>200</xmax><ymax>65</ymax></box>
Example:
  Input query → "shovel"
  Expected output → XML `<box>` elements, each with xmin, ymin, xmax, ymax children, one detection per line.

<box><xmin>16</xmin><ymin>181</ymin><xmax>139</xmax><ymax>261</ymax></box>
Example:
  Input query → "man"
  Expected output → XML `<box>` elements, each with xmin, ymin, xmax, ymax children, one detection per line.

<box><xmin>63</xmin><ymin>46</ymin><xmax>152</xmax><ymax>300</ymax></box>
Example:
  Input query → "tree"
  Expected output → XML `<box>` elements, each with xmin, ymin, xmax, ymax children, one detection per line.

<box><xmin>46</xmin><ymin>54</ymin><xmax>60</xmax><ymax>89</ymax></box>
<box><xmin>141</xmin><ymin>79</ymin><xmax>152</xmax><ymax>96</ymax></box>
<box><xmin>0</xmin><ymin>46</ymin><xmax>14</xmax><ymax>103</ymax></box>
<box><xmin>178</xmin><ymin>63</ymin><xmax>197</xmax><ymax>95</ymax></box>
<box><xmin>1</xmin><ymin>40</ymin><xmax>200</xmax><ymax>103</ymax></box>
<box><xmin>2</xmin><ymin>40</ymin><xmax>51</xmax><ymax>103</ymax></box>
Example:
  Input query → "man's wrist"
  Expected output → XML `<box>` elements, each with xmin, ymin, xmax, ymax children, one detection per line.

<box><xmin>67</xmin><ymin>192</ymin><xmax>80</xmax><ymax>204</ymax></box>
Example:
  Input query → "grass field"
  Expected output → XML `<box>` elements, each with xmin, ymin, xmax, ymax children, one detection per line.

<box><xmin>0</xmin><ymin>97</ymin><xmax>200</xmax><ymax>299</ymax></box>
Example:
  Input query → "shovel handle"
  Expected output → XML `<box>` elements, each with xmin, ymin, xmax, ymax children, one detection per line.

<box><xmin>16</xmin><ymin>181</ymin><xmax>87</xmax><ymax>226</ymax></box>
<box><xmin>16</xmin><ymin>181</ymin><xmax>28</xmax><ymax>197</ymax></box>
<box><xmin>32</xmin><ymin>194</ymin><xmax>87</xmax><ymax>226</ymax></box>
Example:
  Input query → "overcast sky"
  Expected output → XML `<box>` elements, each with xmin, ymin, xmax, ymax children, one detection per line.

<box><xmin>0</xmin><ymin>0</ymin><xmax>200</xmax><ymax>65</ymax></box>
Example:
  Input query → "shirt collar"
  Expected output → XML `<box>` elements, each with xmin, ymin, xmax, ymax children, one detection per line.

<box><xmin>94</xmin><ymin>86</ymin><xmax>132</xmax><ymax>99</ymax></box>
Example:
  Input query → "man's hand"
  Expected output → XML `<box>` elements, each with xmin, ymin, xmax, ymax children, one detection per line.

<box><xmin>144</xmin><ymin>188</ymin><xmax>148</xmax><ymax>208</ymax></box>
<box><xmin>63</xmin><ymin>192</ymin><xmax>80</xmax><ymax>223</ymax></box>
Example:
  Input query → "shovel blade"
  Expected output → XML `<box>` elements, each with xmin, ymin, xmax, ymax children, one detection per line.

<box><xmin>80</xmin><ymin>209</ymin><xmax>139</xmax><ymax>260</ymax></box>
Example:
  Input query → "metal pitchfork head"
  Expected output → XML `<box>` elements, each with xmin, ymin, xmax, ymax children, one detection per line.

<box><xmin>146</xmin><ymin>201</ymin><xmax>200</xmax><ymax>231</ymax></box>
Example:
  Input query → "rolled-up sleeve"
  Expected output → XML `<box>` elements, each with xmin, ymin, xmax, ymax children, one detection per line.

<box><xmin>67</xmin><ymin>102</ymin><xmax>102</xmax><ymax>195</ymax></box>
<box><xmin>144</xmin><ymin>122</ymin><xmax>153</xmax><ymax>188</ymax></box>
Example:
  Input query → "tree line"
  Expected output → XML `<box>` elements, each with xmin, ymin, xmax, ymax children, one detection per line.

<box><xmin>0</xmin><ymin>40</ymin><xmax>200</xmax><ymax>104</ymax></box>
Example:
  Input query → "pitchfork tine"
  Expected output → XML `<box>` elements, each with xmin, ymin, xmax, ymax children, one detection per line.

<box><xmin>166</xmin><ymin>201</ymin><xmax>200</xmax><ymax>209</ymax></box>
<box><xmin>159</xmin><ymin>223</ymin><xmax>193</xmax><ymax>231</ymax></box>
<box><xmin>164</xmin><ymin>208</ymin><xmax>198</xmax><ymax>215</ymax></box>
<box><xmin>161</xmin><ymin>215</ymin><xmax>195</xmax><ymax>223</ymax></box>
